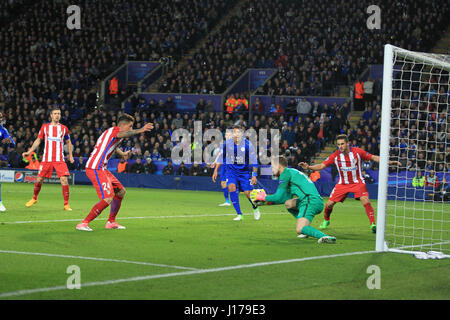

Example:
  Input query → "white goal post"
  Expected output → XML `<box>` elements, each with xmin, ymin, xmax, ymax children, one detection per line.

<box><xmin>376</xmin><ymin>44</ymin><xmax>450</xmax><ymax>257</ymax></box>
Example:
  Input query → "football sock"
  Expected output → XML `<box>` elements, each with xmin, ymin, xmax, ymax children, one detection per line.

<box><xmin>0</xmin><ymin>182</ymin><xmax>2</xmax><ymax>202</ymax></box>
<box><xmin>247</xmin><ymin>196</ymin><xmax>257</xmax><ymax>210</ymax></box>
<box><xmin>109</xmin><ymin>196</ymin><xmax>123</xmax><ymax>222</ymax></box>
<box><xmin>83</xmin><ymin>199</ymin><xmax>110</xmax><ymax>223</ymax></box>
<box><xmin>62</xmin><ymin>185</ymin><xmax>69</xmax><ymax>205</ymax></box>
<box><xmin>222</xmin><ymin>187</ymin><xmax>229</xmax><ymax>202</ymax></box>
<box><xmin>230</xmin><ymin>190</ymin><xmax>242</xmax><ymax>215</ymax></box>
<box><xmin>33</xmin><ymin>182</ymin><xmax>42</xmax><ymax>200</ymax></box>
<box><xmin>324</xmin><ymin>205</ymin><xmax>333</xmax><ymax>221</ymax></box>
<box><xmin>363</xmin><ymin>202</ymin><xmax>376</xmax><ymax>224</ymax></box>
<box><xmin>301</xmin><ymin>226</ymin><xmax>328</xmax><ymax>239</ymax></box>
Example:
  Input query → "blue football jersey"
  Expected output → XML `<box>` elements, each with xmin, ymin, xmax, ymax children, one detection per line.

<box><xmin>221</xmin><ymin>138</ymin><xmax>258</xmax><ymax>175</ymax></box>
<box><xmin>0</xmin><ymin>126</ymin><xmax>15</xmax><ymax>147</ymax></box>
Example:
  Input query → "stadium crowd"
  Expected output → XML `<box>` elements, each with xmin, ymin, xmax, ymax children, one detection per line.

<box><xmin>0</xmin><ymin>0</ymin><xmax>235</xmax><ymax>168</ymax></box>
<box><xmin>157</xmin><ymin>0</ymin><xmax>448</xmax><ymax>96</ymax></box>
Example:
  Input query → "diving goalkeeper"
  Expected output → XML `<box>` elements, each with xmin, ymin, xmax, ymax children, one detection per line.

<box><xmin>251</xmin><ymin>156</ymin><xmax>336</xmax><ymax>244</ymax></box>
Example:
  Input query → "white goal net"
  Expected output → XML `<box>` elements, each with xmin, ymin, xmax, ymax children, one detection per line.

<box><xmin>376</xmin><ymin>45</ymin><xmax>450</xmax><ymax>257</ymax></box>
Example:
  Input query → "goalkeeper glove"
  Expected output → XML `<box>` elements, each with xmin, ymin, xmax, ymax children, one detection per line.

<box><xmin>250</xmin><ymin>189</ymin><xmax>266</xmax><ymax>202</ymax></box>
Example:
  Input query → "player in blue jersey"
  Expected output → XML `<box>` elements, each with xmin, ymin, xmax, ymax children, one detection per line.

<box><xmin>213</xmin><ymin>130</ymin><xmax>233</xmax><ymax>206</ymax></box>
<box><xmin>212</xmin><ymin>125</ymin><xmax>261</xmax><ymax>221</ymax></box>
<box><xmin>0</xmin><ymin>112</ymin><xmax>16</xmax><ymax>212</ymax></box>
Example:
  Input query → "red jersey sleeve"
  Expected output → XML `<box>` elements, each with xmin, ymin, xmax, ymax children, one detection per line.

<box><xmin>63</xmin><ymin>125</ymin><xmax>70</xmax><ymax>140</ymax></box>
<box><xmin>355</xmin><ymin>147</ymin><xmax>373</xmax><ymax>161</ymax></box>
<box><xmin>322</xmin><ymin>150</ymin><xmax>338</xmax><ymax>167</ymax></box>
<box><xmin>37</xmin><ymin>124</ymin><xmax>46</xmax><ymax>140</ymax></box>
<box><xmin>111</xmin><ymin>126</ymin><xmax>120</xmax><ymax>138</ymax></box>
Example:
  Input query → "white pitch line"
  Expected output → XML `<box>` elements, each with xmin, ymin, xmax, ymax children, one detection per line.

<box><xmin>0</xmin><ymin>201</ymin><xmax>382</xmax><ymax>225</ymax></box>
<box><xmin>0</xmin><ymin>250</ymin><xmax>199</xmax><ymax>271</ymax></box>
<box><xmin>0</xmin><ymin>249</ymin><xmax>376</xmax><ymax>298</ymax></box>
<box><xmin>0</xmin><ymin>212</ymin><xmax>286</xmax><ymax>225</ymax></box>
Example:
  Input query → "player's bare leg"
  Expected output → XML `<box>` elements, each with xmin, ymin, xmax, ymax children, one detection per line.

<box><xmin>105</xmin><ymin>188</ymin><xmax>126</xmax><ymax>229</ymax></box>
<box><xmin>26</xmin><ymin>176</ymin><xmax>44</xmax><ymax>207</ymax></box>
<box><xmin>60</xmin><ymin>176</ymin><xmax>71</xmax><ymax>211</ymax></box>
<box><xmin>319</xmin><ymin>199</ymin><xmax>336</xmax><ymax>229</ymax></box>
<box><xmin>359</xmin><ymin>196</ymin><xmax>376</xmax><ymax>233</ymax></box>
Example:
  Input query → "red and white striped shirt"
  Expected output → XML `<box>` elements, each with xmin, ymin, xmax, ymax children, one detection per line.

<box><xmin>38</xmin><ymin>123</ymin><xmax>70</xmax><ymax>163</ymax></box>
<box><xmin>86</xmin><ymin>127</ymin><xmax>123</xmax><ymax>170</ymax></box>
<box><xmin>323</xmin><ymin>147</ymin><xmax>372</xmax><ymax>185</ymax></box>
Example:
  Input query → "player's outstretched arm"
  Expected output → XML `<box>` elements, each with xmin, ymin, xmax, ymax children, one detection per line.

<box><xmin>22</xmin><ymin>138</ymin><xmax>41</xmax><ymax>157</ymax></box>
<box><xmin>250</xmin><ymin>189</ymin><xmax>266</xmax><ymax>203</ymax></box>
<box><xmin>117</xmin><ymin>123</ymin><xmax>154</xmax><ymax>139</ymax></box>
<box><xmin>251</xmin><ymin>179</ymin><xmax>289</xmax><ymax>205</ymax></box>
<box><xmin>116</xmin><ymin>148</ymin><xmax>131</xmax><ymax>158</ymax></box>
<box><xmin>299</xmin><ymin>162</ymin><xmax>326</xmax><ymax>171</ymax></box>
<box><xmin>371</xmin><ymin>155</ymin><xmax>401</xmax><ymax>166</ymax></box>
<box><xmin>264</xmin><ymin>178</ymin><xmax>290</xmax><ymax>204</ymax></box>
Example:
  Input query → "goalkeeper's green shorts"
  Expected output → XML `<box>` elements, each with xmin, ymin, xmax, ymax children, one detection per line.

<box><xmin>288</xmin><ymin>196</ymin><xmax>324</xmax><ymax>222</ymax></box>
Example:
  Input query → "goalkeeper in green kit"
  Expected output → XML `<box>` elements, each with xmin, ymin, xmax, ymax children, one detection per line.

<box><xmin>251</xmin><ymin>156</ymin><xmax>336</xmax><ymax>244</ymax></box>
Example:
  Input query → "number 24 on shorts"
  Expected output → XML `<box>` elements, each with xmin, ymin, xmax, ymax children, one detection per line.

<box><xmin>102</xmin><ymin>182</ymin><xmax>112</xmax><ymax>195</ymax></box>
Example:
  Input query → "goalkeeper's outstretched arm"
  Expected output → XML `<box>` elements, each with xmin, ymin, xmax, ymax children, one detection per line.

<box><xmin>251</xmin><ymin>175</ymin><xmax>291</xmax><ymax>205</ymax></box>
<box><xmin>265</xmin><ymin>179</ymin><xmax>290</xmax><ymax>204</ymax></box>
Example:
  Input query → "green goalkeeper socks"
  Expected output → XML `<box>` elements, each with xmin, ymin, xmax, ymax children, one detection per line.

<box><xmin>301</xmin><ymin>226</ymin><xmax>328</xmax><ymax>239</ymax></box>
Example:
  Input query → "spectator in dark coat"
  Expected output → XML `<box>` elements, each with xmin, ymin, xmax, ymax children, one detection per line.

<box><xmin>163</xmin><ymin>160</ymin><xmax>174</xmax><ymax>175</ymax></box>
<box><xmin>200</xmin><ymin>164</ymin><xmax>214</xmax><ymax>176</ymax></box>
<box><xmin>189</xmin><ymin>162</ymin><xmax>202</xmax><ymax>176</ymax></box>
<box><xmin>285</xmin><ymin>99</ymin><xmax>297</xmax><ymax>115</ymax></box>
<box><xmin>196</xmin><ymin>98</ymin><xmax>206</xmax><ymax>113</ymax></box>
<box><xmin>176</xmin><ymin>162</ymin><xmax>189</xmax><ymax>176</ymax></box>
<box><xmin>144</xmin><ymin>158</ymin><xmax>156</xmax><ymax>174</ymax></box>
<box><xmin>74</xmin><ymin>157</ymin><xmax>86</xmax><ymax>171</ymax></box>
<box><xmin>130</xmin><ymin>158</ymin><xmax>145</xmax><ymax>174</ymax></box>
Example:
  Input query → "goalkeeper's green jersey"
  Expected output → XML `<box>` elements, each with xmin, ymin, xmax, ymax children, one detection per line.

<box><xmin>266</xmin><ymin>167</ymin><xmax>322</xmax><ymax>204</ymax></box>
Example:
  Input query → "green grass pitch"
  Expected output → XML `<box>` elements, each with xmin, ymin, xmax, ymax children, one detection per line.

<box><xmin>0</xmin><ymin>183</ymin><xmax>448</xmax><ymax>300</ymax></box>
